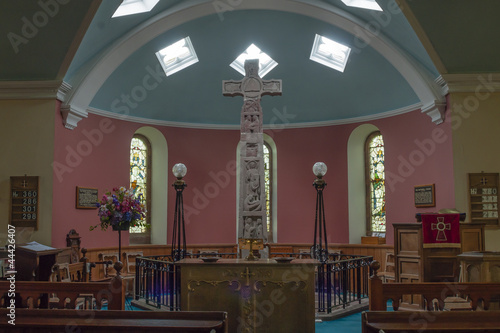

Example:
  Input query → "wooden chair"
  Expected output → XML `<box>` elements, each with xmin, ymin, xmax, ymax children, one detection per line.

<box><xmin>379</xmin><ymin>251</ymin><xmax>395</xmax><ymax>283</ymax></box>
<box><xmin>123</xmin><ymin>251</ymin><xmax>143</xmax><ymax>296</ymax></box>
<box><xmin>98</xmin><ymin>252</ymin><xmax>120</xmax><ymax>278</ymax></box>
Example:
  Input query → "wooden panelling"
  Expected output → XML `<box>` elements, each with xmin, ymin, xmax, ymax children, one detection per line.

<box><xmin>82</xmin><ymin>243</ymin><xmax>392</xmax><ymax>280</ymax></box>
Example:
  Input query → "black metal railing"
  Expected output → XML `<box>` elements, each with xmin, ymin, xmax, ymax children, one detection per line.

<box><xmin>318</xmin><ymin>254</ymin><xmax>372</xmax><ymax>313</ymax></box>
<box><xmin>135</xmin><ymin>252</ymin><xmax>371</xmax><ymax>313</ymax></box>
<box><xmin>135</xmin><ymin>255</ymin><xmax>179</xmax><ymax>310</ymax></box>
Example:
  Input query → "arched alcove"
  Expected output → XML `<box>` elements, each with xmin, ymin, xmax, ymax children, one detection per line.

<box><xmin>347</xmin><ymin>123</ymin><xmax>379</xmax><ymax>244</ymax></box>
<box><xmin>134</xmin><ymin>126</ymin><xmax>168</xmax><ymax>244</ymax></box>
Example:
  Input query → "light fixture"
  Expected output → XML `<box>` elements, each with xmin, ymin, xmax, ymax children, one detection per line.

<box><xmin>230</xmin><ymin>44</ymin><xmax>278</xmax><ymax>78</ymax></box>
<box><xmin>172</xmin><ymin>163</ymin><xmax>187</xmax><ymax>179</ymax></box>
<box><xmin>172</xmin><ymin>163</ymin><xmax>188</xmax><ymax>262</ymax></box>
<box><xmin>313</xmin><ymin>162</ymin><xmax>328</xmax><ymax>178</ymax></box>
<box><xmin>340</xmin><ymin>0</ymin><xmax>382</xmax><ymax>11</ymax></box>
<box><xmin>112</xmin><ymin>0</ymin><xmax>160</xmax><ymax>18</ymax></box>
<box><xmin>310</xmin><ymin>34</ymin><xmax>351</xmax><ymax>73</ymax></box>
<box><xmin>155</xmin><ymin>37</ymin><xmax>198</xmax><ymax>76</ymax></box>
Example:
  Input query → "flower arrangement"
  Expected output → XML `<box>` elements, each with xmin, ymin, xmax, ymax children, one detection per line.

<box><xmin>90</xmin><ymin>186</ymin><xmax>147</xmax><ymax>231</ymax></box>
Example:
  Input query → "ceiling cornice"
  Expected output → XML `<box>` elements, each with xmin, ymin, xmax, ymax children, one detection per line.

<box><xmin>0</xmin><ymin>80</ymin><xmax>61</xmax><ymax>99</ymax></box>
<box><xmin>87</xmin><ymin>102</ymin><xmax>422</xmax><ymax>130</ymax></box>
<box><xmin>440</xmin><ymin>73</ymin><xmax>500</xmax><ymax>93</ymax></box>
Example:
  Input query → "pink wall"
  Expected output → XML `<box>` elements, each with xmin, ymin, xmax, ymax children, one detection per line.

<box><xmin>52</xmin><ymin>103</ymin><xmax>455</xmax><ymax>248</ymax></box>
<box><xmin>368</xmin><ymin>108</ymin><xmax>455</xmax><ymax>244</ymax></box>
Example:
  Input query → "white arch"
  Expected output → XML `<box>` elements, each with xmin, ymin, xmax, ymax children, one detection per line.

<box><xmin>63</xmin><ymin>0</ymin><xmax>444</xmax><ymax>128</ymax></box>
<box><xmin>347</xmin><ymin>123</ymin><xmax>379</xmax><ymax>244</ymax></box>
<box><xmin>135</xmin><ymin>126</ymin><xmax>168</xmax><ymax>244</ymax></box>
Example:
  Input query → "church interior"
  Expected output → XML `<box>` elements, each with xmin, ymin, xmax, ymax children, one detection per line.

<box><xmin>1</xmin><ymin>0</ymin><xmax>500</xmax><ymax>331</ymax></box>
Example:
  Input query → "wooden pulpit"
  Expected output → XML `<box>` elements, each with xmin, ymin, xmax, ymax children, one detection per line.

<box><xmin>393</xmin><ymin>221</ymin><xmax>485</xmax><ymax>283</ymax></box>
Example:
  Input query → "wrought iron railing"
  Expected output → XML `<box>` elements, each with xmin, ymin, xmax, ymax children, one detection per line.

<box><xmin>135</xmin><ymin>255</ymin><xmax>179</xmax><ymax>310</ymax></box>
<box><xmin>134</xmin><ymin>253</ymin><xmax>372</xmax><ymax>313</ymax></box>
<box><xmin>318</xmin><ymin>254</ymin><xmax>373</xmax><ymax>313</ymax></box>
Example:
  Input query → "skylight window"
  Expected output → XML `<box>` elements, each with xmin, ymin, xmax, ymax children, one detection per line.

<box><xmin>310</xmin><ymin>34</ymin><xmax>351</xmax><ymax>73</ymax></box>
<box><xmin>112</xmin><ymin>0</ymin><xmax>160</xmax><ymax>18</ymax></box>
<box><xmin>155</xmin><ymin>37</ymin><xmax>199</xmax><ymax>76</ymax></box>
<box><xmin>340</xmin><ymin>0</ymin><xmax>382</xmax><ymax>11</ymax></box>
<box><xmin>230</xmin><ymin>44</ymin><xmax>278</xmax><ymax>78</ymax></box>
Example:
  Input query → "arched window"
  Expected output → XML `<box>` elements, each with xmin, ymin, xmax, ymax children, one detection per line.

<box><xmin>365</xmin><ymin>131</ymin><xmax>386</xmax><ymax>236</ymax></box>
<box><xmin>263</xmin><ymin>141</ymin><xmax>273</xmax><ymax>242</ymax></box>
<box><xmin>130</xmin><ymin>134</ymin><xmax>151</xmax><ymax>244</ymax></box>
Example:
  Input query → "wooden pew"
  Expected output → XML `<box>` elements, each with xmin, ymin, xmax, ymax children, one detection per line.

<box><xmin>369</xmin><ymin>261</ymin><xmax>500</xmax><ymax>311</ymax></box>
<box><xmin>0</xmin><ymin>309</ymin><xmax>228</xmax><ymax>333</ymax></box>
<box><xmin>1</xmin><ymin>262</ymin><xmax>125</xmax><ymax>310</ymax></box>
<box><xmin>362</xmin><ymin>311</ymin><xmax>500</xmax><ymax>332</ymax></box>
<box><xmin>363</xmin><ymin>261</ymin><xmax>500</xmax><ymax>332</ymax></box>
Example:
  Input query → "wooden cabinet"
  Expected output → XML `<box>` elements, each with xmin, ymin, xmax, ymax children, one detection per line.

<box><xmin>394</xmin><ymin>222</ymin><xmax>485</xmax><ymax>283</ymax></box>
<box><xmin>468</xmin><ymin>173</ymin><xmax>499</xmax><ymax>227</ymax></box>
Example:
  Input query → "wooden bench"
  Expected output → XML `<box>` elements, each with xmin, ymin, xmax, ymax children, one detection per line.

<box><xmin>362</xmin><ymin>311</ymin><xmax>500</xmax><ymax>332</ymax></box>
<box><xmin>1</xmin><ymin>262</ymin><xmax>125</xmax><ymax>310</ymax></box>
<box><xmin>0</xmin><ymin>309</ymin><xmax>228</xmax><ymax>333</ymax></box>
<box><xmin>363</xmin><ymin>261</ymin><xmax>500</xmax><ymax>332</ymax></box>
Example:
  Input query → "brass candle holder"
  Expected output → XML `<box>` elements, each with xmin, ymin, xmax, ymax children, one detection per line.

<box><xmin>238</xmin><ymin>238</ymin><xmax>264</xmax><ymax>261</ymax></box>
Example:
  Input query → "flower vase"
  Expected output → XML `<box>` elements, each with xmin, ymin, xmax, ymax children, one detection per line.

<box><xmin>112</xmin><ymin>221</ymin><xmax>131</xmax><ymax>231</ymax></box>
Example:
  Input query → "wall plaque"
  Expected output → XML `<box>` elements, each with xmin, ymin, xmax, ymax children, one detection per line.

<box><xmin>76</xmin><ymin>186</ymin><xmax>98</xmax><ymax>209</ymax></box>
<box><xmin>10</xmin><ymin>176</ymin><xmax>39</xmax><ymax>229</ymax></box>
<box><xmin>414</xmin><ymin>184</ymin><xmax>435</xmax><ymax>208</ymax></box>
<box><xmin>468</xmin><ymin>173</ymin><xmax>499</xmax><ymax>226</ymax></box>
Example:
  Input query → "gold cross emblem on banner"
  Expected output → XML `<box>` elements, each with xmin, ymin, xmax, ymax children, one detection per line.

<box><xmin>431</xmin><ymin>217</ymin><xmax>451</xmax><ymax>241</ymax></box>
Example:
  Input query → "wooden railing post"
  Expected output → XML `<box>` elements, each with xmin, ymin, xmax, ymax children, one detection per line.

<box><xmin>108</xmin><ymin>261</ymin><xmax>125</xmax><ymax>310</ymax></box>
<box><xmin>80</xmin><ymin>248</ymin><xmax>88</xmax><ymax>282</ymax></box>
<box><xmin>369</xmin><ymin>260</ymin><xmax>385</xmax><ymax>311</ymax></box>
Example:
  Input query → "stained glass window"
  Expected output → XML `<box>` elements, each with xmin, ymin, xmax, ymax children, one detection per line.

<box><xmin>130</xmin><ymin>135</ymin><xmax>150</xmax><ymax>236</ymax></box>
<box><xmin>366</xmin><ymin>132</ymin><xmax>386</xmax><ymax>234</ymax></box>
<box><xmin>263</xmin><ymin>142</ymin><xmax>273</xmax><ymax>240</ymax></box>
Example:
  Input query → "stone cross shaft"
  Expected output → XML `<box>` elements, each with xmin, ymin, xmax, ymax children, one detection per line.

<box><xmin>223</xmin><ymin>59</ymin><xmax>282</xmax><ymax>249</ymax></box>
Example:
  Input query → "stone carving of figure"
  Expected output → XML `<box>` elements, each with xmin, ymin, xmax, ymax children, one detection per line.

<box><xmin>243</xmin><ymin>217</ymin><xmax>258</xmax><ymax>238</ymax></box>
<box><xmin>244</xmin><ymin>168</ymin><xmax>261</xmax><ymax>211</ymax></box>
<box><xmin>243</xmin><ymin>217</ymin><xmax>252</xmax><ymax>238</ymax></box>
<box><xmin>256</xmin><ymin>218</ymin><xmax>263</xmax><ymax>239</ymax></box>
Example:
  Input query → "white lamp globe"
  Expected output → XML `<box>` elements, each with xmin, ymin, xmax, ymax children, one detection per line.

<box><xmin>172</xmin><ymin>163</ymin><xmax>187</xmax><ymax>179</ymax></box>
<box><xmin>313</xmin><ymin>162</ymin><xmax>327</xmax><ymax>177</ymax></box>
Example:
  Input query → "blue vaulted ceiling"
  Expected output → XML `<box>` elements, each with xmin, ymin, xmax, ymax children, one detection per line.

<box><xmin>0</xmin><ymin>0</ymin><xmax>448</xmax><ymax>127</ymax></box>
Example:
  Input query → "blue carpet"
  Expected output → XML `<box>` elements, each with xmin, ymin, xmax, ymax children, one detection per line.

<box><xmin>315</xmin><ymin>300</ymin><xmax>392</xmax><ymax>332</ymax></box>
<box><xmin>315</xmin><ymin>312</ymin><xmax>362</xmax><ymax>333</ymax></box>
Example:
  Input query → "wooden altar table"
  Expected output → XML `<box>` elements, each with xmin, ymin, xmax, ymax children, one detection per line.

<box><xmin>176</xmin><ymin>258</ymin><xmax>317</xmax><ymax>333</ymax></box>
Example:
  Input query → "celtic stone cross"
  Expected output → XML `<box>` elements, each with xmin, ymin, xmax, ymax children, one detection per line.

<box><xmin>223</xmin><ymin>59</ymin><xmax>282</xmax><ymax>254</ymax></box>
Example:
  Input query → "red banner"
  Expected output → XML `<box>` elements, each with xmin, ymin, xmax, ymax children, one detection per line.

<box><xmin>421</xmin><ymin>214</ymin><xmax>460</xmax><ymax>248</ymax></box>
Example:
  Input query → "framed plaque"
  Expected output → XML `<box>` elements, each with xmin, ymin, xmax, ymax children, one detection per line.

<box><xmin>414</xmin><ymin>184</ymin><xmax>435</xmax><ymax>208</ymax></box>
<box><xmin>76</xmin><ymin>186</ymin><xmax>98</xmax><ymax>209</ymax></box>
<box><xmin>10</xmin><ymin>176</ymin><xmax>39</xmax><ymax>229</ymax></box>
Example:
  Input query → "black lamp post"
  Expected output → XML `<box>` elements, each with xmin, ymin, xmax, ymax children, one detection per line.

<box><xmin>312</xmin><ymin>162</ymin><xmax>329</xmax><ymax>263</ymax></box>
<box><xmin>171</xmin><ymin>163</ymin><xmax>187</xmax><ymax>262</ymax></box>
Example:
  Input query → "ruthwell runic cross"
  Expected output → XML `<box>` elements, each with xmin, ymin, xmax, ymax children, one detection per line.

<box><xmin>431</xmin><ymin>217</ymin><xmax>451</xmax><ymax>241</ymax></box>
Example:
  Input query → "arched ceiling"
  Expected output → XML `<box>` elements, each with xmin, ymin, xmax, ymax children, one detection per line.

<box><xmin>9</xmin><ymin>0</ymin><xmax>500</xmax><ymax>128</ymax></box>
